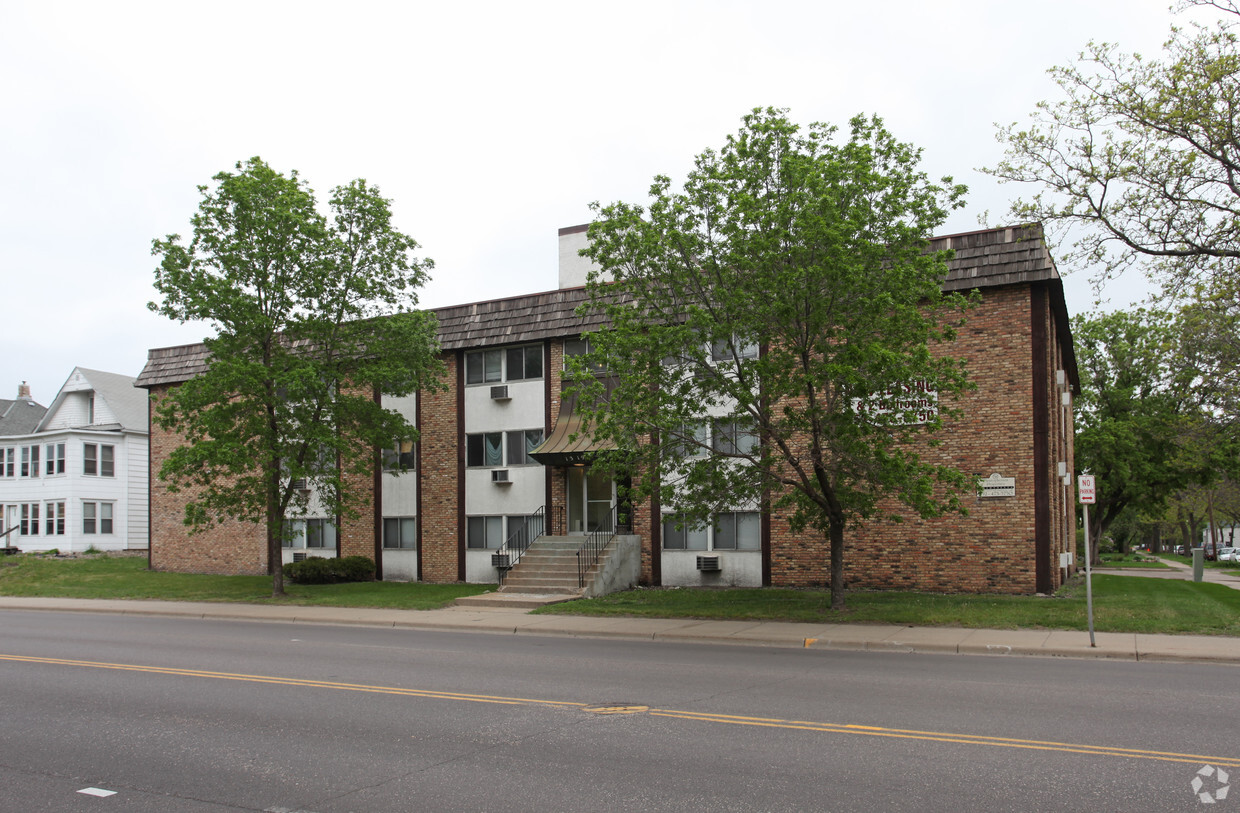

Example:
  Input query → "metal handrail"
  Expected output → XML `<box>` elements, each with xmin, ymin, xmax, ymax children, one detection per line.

<box><xmin>576</xmin><ymin>503</ymin><xmax>619</xmax><ymax>588</ymax></box>
<box><xmin>495</xmin><ymin>506</ymin><xmax>553</xmax><ymax>586</ymax></box>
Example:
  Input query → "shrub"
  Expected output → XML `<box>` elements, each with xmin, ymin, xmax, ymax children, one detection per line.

<box><xmin>283</xmin><ymin>555</ymin><xmax>376</xmax><ymax>585</ymax></box>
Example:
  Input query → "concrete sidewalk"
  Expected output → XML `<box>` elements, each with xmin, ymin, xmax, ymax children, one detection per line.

<box><xmin>0</xmin><ymin>596</ymin><xmax>1237</xmax><ymax>665</ymax></box>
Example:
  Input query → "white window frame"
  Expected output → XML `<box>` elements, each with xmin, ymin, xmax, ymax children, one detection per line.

<box><xmin>44</xmin><ymin>443</ymin><xmax>65</xmax><ymax>476</ymax></box>
<box><xmin>662</xmin><ymin>511</ymin><xmax>760</xmax><ymax>552</ymax></box>
<box><xmin>465</xmin><ymin>344</ymin><xmax>544</xmax><ymax>386</ymax></box>
<box><xmin>382</xmin><ymin>517</ymin><xmax>417</xmax><ymax>550</ymax></box>
<box><xmin>466</xmin><ymin>515</ymin><xmax>505</xmax><ymax>549</ymax></box>
<box><xmin>82</xmin><ymin>501</ymin><xmax>114</xmax><ymax>535</ymax></box>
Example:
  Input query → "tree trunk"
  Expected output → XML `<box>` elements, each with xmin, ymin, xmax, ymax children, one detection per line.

<box><xmin>828</xmin><ymin>519</ymin><xmax>845</xmax><ymax>611</ymax></box>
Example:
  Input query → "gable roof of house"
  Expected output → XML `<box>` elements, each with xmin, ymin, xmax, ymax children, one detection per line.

<box><xmin>0</xmin><ymin>397</ymin><xmax>48</xmax><ymax>436</ymax></box>
<box><xmin>136</xmin><ymin>223</ymin><xmax>1073</xmax><ymax>390</ymax></box>
<box><xmin>36</xmin><ymin>368</ymin><xmax>147</xmax><ymax>433</ymax></box>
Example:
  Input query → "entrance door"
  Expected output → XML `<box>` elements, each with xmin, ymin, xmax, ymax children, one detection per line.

<box><xmin>567</xmin><ymin>467</ymin><xmax>614</xmax><ymax>533</ymax></box>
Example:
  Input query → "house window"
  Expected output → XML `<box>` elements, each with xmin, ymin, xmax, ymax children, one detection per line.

<box><xmin>20</xmin><ymin>445</ymin><xmax>39</xmax><ymax>478</ymax></box>
<box><xmin>44</xmin><ymin>502</ymin><xmax>65</xmax><ymax>536</ymax></box>
<box><xmin>383</xmin><ymin>517</ymin><xmax>416</xmax><ymax>549</ymax></box>
<box><xmin>662</xmin><ymin>513</ymin><xmax>707</xmax><ymax>550</ymax></box>
<box><xmin>283</xmin><ymin>519</ymin><xmax>336</xmax><ymax>549</ymax></box>
<box><xmin>466</xmin><ymin>432</ymin><xmax>503</xmax><ymax>467</ymax></box>
<box><xmin>20</xmin><ymin>503</ymin><xmax>40</xmax><ymax>536</ymax></box>
<box><xmin>664</xmin><ymin>421</ymin><xmax>709</xmax><ymax>460</ymax></box>
<box><xmin>305</xmin><ymin>518</ymin><xmax>336</xmax><ymax>549</ymax></box>
<box><xmin>82</xmin><ymin>502</ymin><xmax>113</xmax><ymax>535</ymax></box>
<box><xmin>84</xmin><ymin>443</ymin><xmax>115</xmax><ymax>477</ymax></box>
<box><xmin>712</xmin><ymin>419</ymin><xmax>759</xmax><ymax>456</ymax></box>
<box><xmin>45</xmin><ymin>443</ymin><xmax>65</xmax><ymax>476</ymax></box>
<box><xmin>710</xmin><ymin>336</ymin><xmax>759</xmax><ymax>362</ymax></box>
<box><xmin>713</xmin><ymin>512</ymin><xmax>761</xmax><ymax>550</ymax></box>
<box><xmin>466</xmin><ymin>515</ymin><xmax>504</xmax><ymax>549</ymax></box>
<box><xmin>506</xmin><ymin>429</ymin><xmax>545</xmax><ymax>466</ymax></box>
<box><xmin>382</xmin><ymin>439</ymin><xmax>416</xmax><ymax>472</ymax></box>
<box><xmin>663</xmin><ymin>511</ymin><xmax>760</xmax><ymax>551</ymax></box>
<box><xmin>0</xmin><ymin>448</ymin><xmax>13</xmax><ymax>477</ymax></box>
<box><xmin>465</xmin><ymin>344</ymin><xmax>543</xmax><ymax>385</ymax></box>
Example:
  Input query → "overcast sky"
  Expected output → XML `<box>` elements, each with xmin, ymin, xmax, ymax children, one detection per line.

<box><xmin>1</xmin><ymin>0</ymin><xmax>1204</xmax><ymax>406</ymax></box>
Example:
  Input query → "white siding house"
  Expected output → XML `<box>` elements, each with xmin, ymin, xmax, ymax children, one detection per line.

<box><xmin>0</xmin><ymin>369</ymin><xmax>148</xmax><ymax>553</ymax></box>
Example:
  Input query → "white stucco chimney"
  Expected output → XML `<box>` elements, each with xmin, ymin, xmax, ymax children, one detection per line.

<box><xmin>558</xmin><ymin>224</ymin><xmax>607</xmax><ymax>289</ymax></box>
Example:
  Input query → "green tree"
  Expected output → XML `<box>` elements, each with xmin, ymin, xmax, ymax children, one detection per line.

<box><xmin>1072</xmin><ymin>309</ymin><xmax>1234</xmax><ymax>563</ymax></box>
<box><xmin>988</xmin><ymin>1</ymin><xmax>1240</xmax><ymax>293</ymax></box>
<box><xmin>573</xmin><ymin>109</ymin><xmax>973</xmax><ymax>610</ymax></box>
<box><xmin>150</xmin><ymin>158</ymin><xmax>442</xmax><ymax>595</ymax></box>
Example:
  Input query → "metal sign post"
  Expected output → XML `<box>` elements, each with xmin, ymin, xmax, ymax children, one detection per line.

<box><xmin>1079</xmin><ymin>474</ymin><xmax>1097</xmax><ymax>648</ymax></box>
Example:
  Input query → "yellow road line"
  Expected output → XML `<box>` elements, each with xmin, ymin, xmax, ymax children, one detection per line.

<box><xmin>3</xmin><ymin>652</ymin><xmax>1236</xmax><ymax>768</ymax></box>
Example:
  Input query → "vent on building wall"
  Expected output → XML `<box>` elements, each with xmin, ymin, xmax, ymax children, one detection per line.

<box><xmin>293</xmin><ymin>552</ymin><xmax>307</xmax><ymax>563</ymax></box>
<box><xmin>490</xmin><ymin>385</ymin><xmax>510</xmax><ymax>400</ymax></box>
<box><xmin>696</xmin><ymin>555</ymin><xmax>721</xmax><ymax>572</ymax></box>
<box><xmin>289</xmin><ymin>478</ymin><xmax>307</xmax><ymax>490</ymax></box>
<box><xmin>491</xmin><ymin>469</ymin><xmax>511</xmax><ymax>484</ymax></box>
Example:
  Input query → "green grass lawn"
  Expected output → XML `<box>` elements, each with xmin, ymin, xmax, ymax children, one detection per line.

<box><xmin>3</xmin><ymin>553</ymin><xmax>1238</xmax><ymax>635</ymax></box>
<box><xmin>534</xmin><ymin>575</ymin><xmax>1240</xmax><ymax>636</ymax></box>
<box><xmin>0</xmin><ymin>553</ymin><xmax>491</xmax><ymax>610</ymax></box>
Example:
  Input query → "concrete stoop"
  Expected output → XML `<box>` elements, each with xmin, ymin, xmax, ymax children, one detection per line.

<box><xmin>453</xmin><ymin>535</ymin><xmax>640</xmax><ymax>609</ymax></box>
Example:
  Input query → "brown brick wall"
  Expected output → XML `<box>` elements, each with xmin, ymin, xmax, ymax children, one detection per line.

<box><xmin>762</xmin><ymin>285</ymin><xmax>1045</xmax><ymax>594</ymax></box>
<box><xmin>147</xmin><ymin>385</ymin><xmax>268</xmax><ymax>576</ymax></box>
<box><xmin>417</xmin><ymin>351</ymin><xmax>461</xmax><ymax>582</ymax></box>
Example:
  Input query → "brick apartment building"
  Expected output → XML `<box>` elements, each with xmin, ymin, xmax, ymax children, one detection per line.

<box><xmin>136</xmin><ymin>223</ymin><xmax>1079</xmax><ymax>595</ymax></box>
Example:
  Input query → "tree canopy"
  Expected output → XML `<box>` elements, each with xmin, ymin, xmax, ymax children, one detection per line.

<box><xmin>989</xmin><ymin>1</ymin><xmax>1240</xmax><ymax>294</ymax></box>
<box><xmin>150</xmin><ymin>158</ymin><xmax>442</xmax><ymax>594</ymax></box>
<box><xmin>1072</xmin><ymin>308</ymin><xmax>1237</xmax><ymax>562</ymax></box>
<box><xmin>573</xmin><ymin>109</ymin><xmax>972</xmax><ymax>609</ymax></box>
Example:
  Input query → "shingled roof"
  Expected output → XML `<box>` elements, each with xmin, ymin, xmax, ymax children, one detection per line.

<box><xmin>936</xmin><ymin>224</ymin><xmax>1061</xmax><ymax>292</ymax></box>
<box><xmin>137</xmin><ymin>223</ymin><xmax>1069</xmax><ymax>389</ymax></box>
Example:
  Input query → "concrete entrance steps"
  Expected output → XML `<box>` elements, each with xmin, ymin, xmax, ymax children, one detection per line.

<box><xmin>454</xmin><ymin>536</ymin><xmax>600</xmax><ymax>608</ymax></box>
<box><xmin>499</xmin><ymin>536</ymin><xmax>592</xmax><ymax>595</ymax></box>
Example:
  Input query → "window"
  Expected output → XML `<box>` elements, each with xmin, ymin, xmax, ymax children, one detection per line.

<box><xmin>383</xmin><ymin>517</ymin><xmax>417</xmax><ymax>549</ymax></box>
<box><xmin>44</xmin><ymin>502</ymin><xmax>65</xmax><ymax>536</ymax></box>
<box><xmin>467</xmin><ymin>515</ymin><xmax>504</xmax><ymax>549</ymax></box>
<box><xmin>663</xmin><ymin>511</ymin><xmax>760</xmax><ymax>551</ymax></box>
<box><xmin>664</xmin><ymin>421</ymin><xmax>708</xmax><ymax>460</ymax></box>
<box><xmin>465</xmin><ymin>344</ymin><xmax>543</xmax><ymax>385</ymax></box>
<box><xmin>382</xmin><ymin>439</ymin><xmax>416</xmax><ymax>472</ymax></box>
<box><xmin>20</xmin><ymin>504</ymin><xmax>40</xmax><ymax>536</ymax></box>
<box><xmin>505</xmin><ymin>345</ymin><xmax>543</xmax><ymax>381</ymax></box>
<box><xmin>283</xmin><ymin>519</ymin><xmax>336</xmax><ymax>549</ymax></box>
<box><xmin>564</xmin><ymin>337</ymin><xmax>607</xmax><ymax>375</ymax></box>
<box><xmin>83</xmin><ymin>443</ymin><xmax>115</xmax><ymax>477</ymax></box>
<box><xmin>710</xmin><ymin>336</ymin><xmax>759</xmax><ymax>362</ymax></box>
<box><xmin>662</xmin><ymin>513</ymin><xmax>707</xmax><ymax>550</ymax></box>
<box><xmin>712</xmin><ymin>419</ymin><xmax>759</xmax><ymax>457</ymax></box>
<box><xmin>44</xmin><ymin>443</ymin><xmax>65</xmax><ymax>475</ymax></box>
<box><xmin>305</xmin><ymin>518</ymin><xmax>336</xmax><ymax>549</ymax></box>
<box><xmin>0</xmin><ymin>448</ymin><xmax>13</xmax><ymax>477</ymax></box>
<box><xmin>713</xmin><ymin>512</ymin><xmax>761</xmax><ymax>550</ymax></box>
<box><xmin>466</xmin><ymin>432</ymin><xmax>503</xmax><ymax>467</ymax></box>
<box><xmin>506</xmin><ymin>429</ymin><xmax>545</xmax><ymax>466</ymax></box>
<box><xmin>82</xmin><ymin>502</ymin><xmax>113</xmax><ymax>535</ymax></box>
<box><xmin>20</xmin><ymin>445</ymin><xmax>39</xmax><ymax>478</ymax></box>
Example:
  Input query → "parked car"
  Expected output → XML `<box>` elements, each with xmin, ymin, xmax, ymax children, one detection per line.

<box><xmin>1175</xmin><ymin>545</ymin><xmax>1187</xmax><ymax>555</ymax></box>
<box><xmin>1218</xmin><ymin>547</ymin><xmax>1239</xmax><ymax>563</ymax></box>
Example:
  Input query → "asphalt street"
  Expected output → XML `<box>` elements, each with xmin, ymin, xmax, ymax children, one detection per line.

<box><xmin>0</xmin><ymin>609</ymin><xmax>1236</xmax><ymax>812</ymax></box>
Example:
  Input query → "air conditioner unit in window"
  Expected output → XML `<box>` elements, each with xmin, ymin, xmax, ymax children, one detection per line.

<box><xmin>491</xmin><ymin>469</ymin><xmax>511</xmax><ymax>484</ymax></box>
<box><xmin>293</xmin><ymin>552</ymin><xmax>307</xmax><ymax>563</ymax></box>
<box><xmin>696</xmin><ymin>555</ymin><xmax>721</xmax><ymax>572</ymax></box>
<box><xmin>289</xmin><ymin>478</ymin><xmax>307</xmax><ymax>490</ymax></box>
<box><xmin>490</xmin><ymin>385</ymin><xmax>510</xmax><ymax>400</ymax></box>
